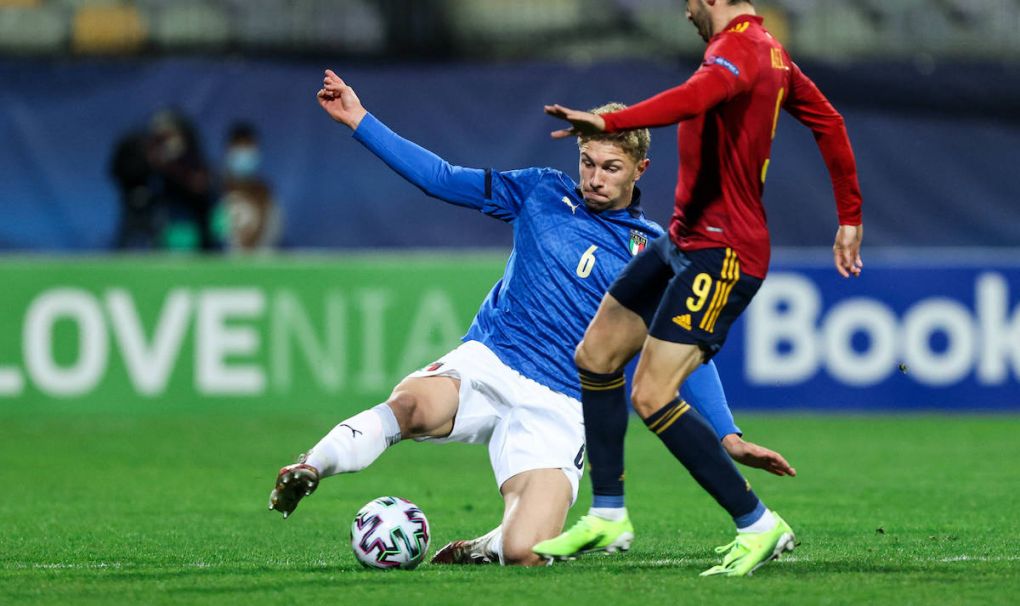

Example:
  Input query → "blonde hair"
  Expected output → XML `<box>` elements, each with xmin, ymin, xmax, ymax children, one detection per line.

<box><xmin>577</xmin><ymin>103</ymin><xmax>651</xmax><ymax>162</ymax></box>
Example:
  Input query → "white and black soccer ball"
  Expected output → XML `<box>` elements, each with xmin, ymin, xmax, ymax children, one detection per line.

<box><xmin>350</xmin><ymin>496</ymin><xmax>431</xmax><ymax>570</ymax></box>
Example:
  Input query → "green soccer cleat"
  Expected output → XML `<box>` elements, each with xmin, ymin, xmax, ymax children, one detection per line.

<box><xmin>532</xmin><ymin>514</ymin><xmax>634</xmax><ymax>560</ymax></box>
<box><xmin>700</xmin><ymin>513</ymin><xmax>796</xmax><ymax>577</ymax></box>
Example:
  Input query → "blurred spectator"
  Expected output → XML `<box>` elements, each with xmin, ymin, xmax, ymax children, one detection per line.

<box><xmin>110</xmin><ymin>128</ymin><xmax>160</xmax><ymax>250</ymax></box>
<box><xmin>213</xmin><ymin>122</ymin><xmax>282</xmax><ymax>252</ymax></box>
<box><xmin>146</xmin><ymin>109</ymin><xmax>217</xmax><ymax>252</ymax></box>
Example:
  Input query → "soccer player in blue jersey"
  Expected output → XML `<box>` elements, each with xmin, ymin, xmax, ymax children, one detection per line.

<box><xmin>268</xmin><ymin>69</ymin><xmax>793</xmax><ymax>567</ymax></box>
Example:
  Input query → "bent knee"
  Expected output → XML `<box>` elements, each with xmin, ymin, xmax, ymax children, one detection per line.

<box><xmin>630</xmin><ymin>384</ymin><xmax>669</xmax><ymax>418</ymax></box>
<box><xmin>386</xmin><ymin>391</ymin><xmax>428</xmax><ymax>435</ymax></box>
<box><xmin>574</xmin><ymin>340</ymin><xmax>623</xmax><ymax>375</ymax></box>
<box><xmin>501</xmin><ymin>540</ymin><xmax>546</xmax><ymax>567</ymax></box>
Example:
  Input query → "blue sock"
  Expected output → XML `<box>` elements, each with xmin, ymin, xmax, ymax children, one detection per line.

<box><xmin>579</xmin><ymin>367</ymin><xmax>628</xmax><ymax>509</ymax></box>
<box><xmin>643</xmin><ymin>398</ymin><xmax>762</xmax><ymax>524</ymax></box>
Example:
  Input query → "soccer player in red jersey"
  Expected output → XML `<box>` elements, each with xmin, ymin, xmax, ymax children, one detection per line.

<box><xmin>533</xmin><ymin>0</ymin><xmax>863</xmax><ymax>576</ymax></box>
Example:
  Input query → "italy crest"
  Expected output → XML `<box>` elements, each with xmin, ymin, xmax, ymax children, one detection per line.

<box><xmin>629</xmin><ymin>231</ymin><xmax>648</xmax><ymax>256</ymax></box>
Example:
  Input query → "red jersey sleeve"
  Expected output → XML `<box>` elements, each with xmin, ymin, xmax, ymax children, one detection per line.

<box><xmin>602</xmin><ymin>34</ymin><xmax>756</xmax><ymax>131</ymax></box>
<box><xmin>784</xmin><ymin>62</ymin><xmax>863</xmax><ymax>225</ymax></box>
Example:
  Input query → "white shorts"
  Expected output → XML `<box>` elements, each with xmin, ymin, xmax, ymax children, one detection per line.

<box><xmin>408</xmin><ymin>340</ymin><xmax>585</xmax><ymax>503</ymax></box>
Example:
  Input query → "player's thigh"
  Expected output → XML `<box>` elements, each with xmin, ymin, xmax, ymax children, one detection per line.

<box><xmin>499</xmin><ymin>468</ymin><xmax>573</xmax><ymax>566</ymax></box>
<box><xmin>646</xmin><ymin>247</ymin><xmax>761</xmax><ymax>353</ymax></box>
<box><xmin>635</xmin><ymin>247</ymin><xmax>762</xmax><ymax>416</ymax></box>
<box><xmin>386</xmin><ymin>375</ymin><xmax>460</xmax><ymax>439</ymax></box>
<box><xmin>630</xmin><ymin>336</ymin><xmax>705</xmax><ymax>418</ymax></box>
<box><xmin>575</xmin><ymin>294</ymin><xmax>648</xmax><ymax>373</ymax></box>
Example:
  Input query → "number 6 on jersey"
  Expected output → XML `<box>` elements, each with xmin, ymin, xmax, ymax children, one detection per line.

<box><xmin>576</xmin><ymin>245</ymin><xmax>598</xmax><ymax>278</ymax></box>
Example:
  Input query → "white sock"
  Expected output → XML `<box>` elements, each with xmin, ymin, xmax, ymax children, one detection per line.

<box><xmin>737</xmin><ymin>508</ymin><xmax>777</xmax><ymax>533</ymax></box>
<box><xmin>304</xmin><ymin>404</ymin><xmax>401</xmax><ymax>477</ymax></box>
<box><xmin>589</xmin><ymin>507</ymin><xmax>628</xmax><ymax>521</ymax></box>
<box><xmin>489</xmin><ymin>530</ymin><xmax>505</xmax><ymax>566</ymax></box>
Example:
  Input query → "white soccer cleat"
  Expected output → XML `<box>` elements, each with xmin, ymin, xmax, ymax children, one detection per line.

<box><xmin>430</xmin><ymin>526</ymin><xmax>502</xmax><ymax>565</ymax></box>
<box><xmin>268</xmin><ymin>455</ymin><xmax>320</xmax><ymax>519</ymax></box>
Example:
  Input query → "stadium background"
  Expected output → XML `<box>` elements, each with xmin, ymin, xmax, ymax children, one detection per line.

<box><xmin>1</xmin><ymin>2</ymin><xmax>1019</xmax><ymax>603</ymax></box>
<box><xmin>1</xmin><ymin>0</ymin><xmax>1017</xmax><ymax>412</ymax></box>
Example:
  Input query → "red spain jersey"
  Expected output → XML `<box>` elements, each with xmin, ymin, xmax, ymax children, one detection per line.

<box><xmin>602</xmin><ymin>15</ymin><xmax>862</xmax><ymax>278</ymax></box>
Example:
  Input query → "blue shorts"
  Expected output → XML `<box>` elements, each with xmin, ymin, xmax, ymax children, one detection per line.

<box><xmin>607</xmin><ymin>236</ymin><xmax>763</xmax><ymax>360</ymax></box>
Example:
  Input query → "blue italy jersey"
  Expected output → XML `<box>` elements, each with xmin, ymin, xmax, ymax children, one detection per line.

<box><xmin>461</xmin><ymin>171</ymin><xmax>661</xmax><ymax>400</ymax></box>
<box><xmin>354</xmin><ymin>112</ymin><xmax>660</xmax><ymax>400</ymax></box>
<box><xmin>353</xmin><ymin>113</ymin><xmax>739</xmax><ymax>436</ymax></box>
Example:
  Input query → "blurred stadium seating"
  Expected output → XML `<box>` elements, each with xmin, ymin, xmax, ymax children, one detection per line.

<box><xmin>1</xmin><ymin>0</ymin><xmax>1018</xmax><ymax>253</ymax></box>
<box><xmin>0</xmin><ymin>0</ymin><xmax>1017</xmax><ymax>58</ymax></box>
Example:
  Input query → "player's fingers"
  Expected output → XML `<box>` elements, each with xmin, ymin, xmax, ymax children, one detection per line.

<box><xmin>840</xmin><ymin>247</ymin><xmax>856</xmax><ymax>277</ymax></box>
<box><xmin>544</xmin><ymin>104</ymin><xmax>567</xmax><ymax>118</ymax></box>
<box><xmin>834</xmin><ymin>254</ymin><xmax>850</xmax><ymax>278</ymax></box>
<box><xmin>324</xmin><ymin>71</ymin><xmax>348</xmax><ymax>90</ymax></box>
<box><xmin>756</xmin><ymin>449</ymin><xmax>790</xmax><ymax>475</ymax></box>
<box><xmin>550</xmin><ymin>128</ymin><xmax>576</xmax><ymax>139</ymax></box>
<box><xmin>772</xmin><ymin>455</ymin><xmax>795</xmax><ymax>476</ymax></box>
<box><xmin>846</xmin><ymin>250</ymin><xmax>861</xmax><ymax>277</ymax></box>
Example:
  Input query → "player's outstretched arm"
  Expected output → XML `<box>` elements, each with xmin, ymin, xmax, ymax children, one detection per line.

<box><xmin>784</xmin><ymin>63</ymin><xmax>864</xmax><ymax>279</ymax></box>
<box><xmin>317</xmin><ymin>69</ymin><xmax>368</xmax><ymax>130</ymax></box>
<box><xmin>722</xmin><ymin>434</ymin><xmax>797</xmax><ymax>477</ymax></box>
<box><xmin>544</xmin><ymin>38</ymin><xmax>747</xmax><ymax>138</ymax></box>
<box><xmin>317</xmin><ymin>69</ymin><xmax>510</xmax><ymax>213</ymax></box>
<box><xmin>833</xmin><ymin>224</ymin><xmax>863</xmax><ymax>278</ymax></box>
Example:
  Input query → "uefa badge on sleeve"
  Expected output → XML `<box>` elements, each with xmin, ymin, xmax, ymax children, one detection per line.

<box><xmin>629</xmin><ymin>231</ymin><xmax>648</xmax><ymax>256</ymax></box>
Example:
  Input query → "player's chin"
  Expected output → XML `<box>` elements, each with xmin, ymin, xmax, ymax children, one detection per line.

<box><xmin>582</xmin><ymin>195</ymin><xmax>613</xmax><ymax>213</ymax></box>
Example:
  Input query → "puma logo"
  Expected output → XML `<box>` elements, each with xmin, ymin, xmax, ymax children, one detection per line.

<box><xmin>339</xmin><ymin>424</ymin><xmax>362</xmax><ymax>438</ymax></box>
<box><xmin>562</xmin><ymin>196</ymin><xmax>580</xmax><ymax>214</ymax></box>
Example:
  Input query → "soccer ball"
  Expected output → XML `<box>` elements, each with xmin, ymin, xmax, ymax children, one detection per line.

<box><xmin>350</xmin><ymin>496</ymin><xmax>431</xmax><ymax>570</ymax></box>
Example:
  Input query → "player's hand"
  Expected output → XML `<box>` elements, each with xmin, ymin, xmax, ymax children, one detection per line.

<box><xmin>317</xmin><ymin>69</ymin><xmax>368</xmax><ymax>130</ymax></box>
<box><xmin>543</xmin><ymin>104</ymin><xmax>606</xmax><ymax>139</ymax></box>
<box><xmin>833</xmin><ymin>224</ymin><xmax>863</xmax><ymax>278</ymax></box>
<box><xmin>722</xmin><ymin>434</ymin><xmax>796</xmax><ymax>477</ymax></box>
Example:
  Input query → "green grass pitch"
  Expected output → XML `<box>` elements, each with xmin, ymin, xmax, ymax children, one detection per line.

<box><xmin>2</xmin><ymin>411</ymin><xmax>1018</xmax><ymax>604</ymax></box>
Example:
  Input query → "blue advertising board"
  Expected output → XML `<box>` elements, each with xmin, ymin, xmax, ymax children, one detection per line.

<box><xmin>713</xmin><ymin>250</ymin><xmax>1020</xmax><ymax>411</ymax></box>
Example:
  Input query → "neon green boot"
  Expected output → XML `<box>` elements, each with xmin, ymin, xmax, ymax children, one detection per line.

<box><xmin>700</xmin><ymin>513</ymin><xmax>796</xmax><ymax>577</ymax></box>
<box><xmin>532</xmin><ymin>514</ymin><xmax>634</xmax><ymax>560</ymax></box>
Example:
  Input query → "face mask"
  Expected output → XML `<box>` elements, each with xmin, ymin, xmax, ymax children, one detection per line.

<box><xmin>227</xmin><ymin>147</ymin><xmax>260</xmax><ymax>178</ymax></box>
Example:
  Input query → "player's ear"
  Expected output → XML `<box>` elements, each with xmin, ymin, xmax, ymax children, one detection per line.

<box><xmin>633</xmin><ymin>158</ymin><xmax>651</xmax><ymax>181</ymax></box>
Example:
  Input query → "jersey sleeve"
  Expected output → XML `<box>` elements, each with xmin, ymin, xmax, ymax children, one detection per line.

<box><xmin>486</xmin><ymin>168</ymin><xmax>552</xmax><ymax>222</ymax></box>
<box><xmin>602</xmin><ymin>34</ymin><xmax>756</xmax><ymax>131</ymax></box>
<box><xmin>352</xmin><ymin>112</ymin><xmax>532</xmax><ymax>221</ymax></box>
<box><xmin>681</xmin><ymin>360</ymin><xmax>741</xmax><ymax>439</ymax></box>
<box><xmin>783</xmin><ymin>63</ymin><xmax>863</xmax><ymax>225</ymax></box>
